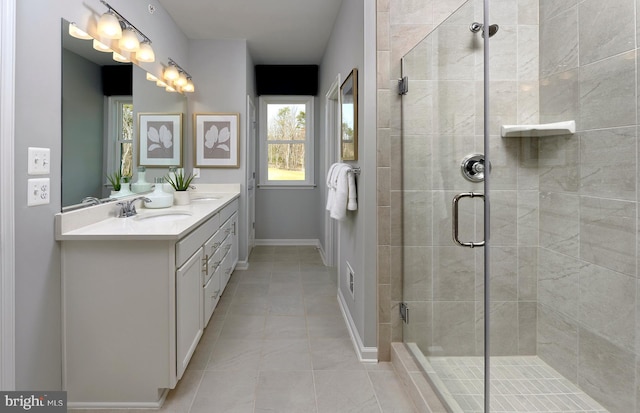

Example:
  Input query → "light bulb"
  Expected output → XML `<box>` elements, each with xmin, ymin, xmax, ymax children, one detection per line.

<box><xmin>97</xmin><ymin>12</ymin><xmax>122</xmax><ymax>39</ymax></box>
<box><xmin>92</xmin><ymin>38</ymin><xmax>112</xmax><ymax>52</ymax></box>
<box><xmin>68</xmin><ymin>23</ymin><xmax>92</xmax><ymax>40</ymax></box>
<box><xmin>112</xmin><ymin>51</ymin><xmax>130</xmax><ymax>63</ymax></box>
<box><xmin>119</xmin><ymin>28</ymin><xmax>140</xmax><ymax>52</ymax></box>
<box><xmin>182</xmin><ymin>79</ymin><xmax>195</xmax><ymax>93</ymax></box>
<box><xmin>174</xmin><ymin>72</ymin><xmax>187</xmax><ymax>87</ymax></box>
<box><xmin>136</xmin><ymin>41</ymin><xmax>155</xmax><ymax>63</ymax></box>
<box><xmin>164</xmin><ymin>65</ymin><xmax>179</xmax><ymax>81</ymax></box>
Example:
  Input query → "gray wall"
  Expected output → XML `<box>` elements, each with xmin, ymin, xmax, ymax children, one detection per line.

<box><xmin>318</xmin><ymin>0</ymin><xmax>378</xmax><ymax>350</ymax></box>
<box><xmin>62</xmin><ymin>49</ymin><xmax>104</xmax><ymax>206</ymax></box>
<box><xmin>538</xmin><ymin>0</ymin><xmax>639</xmax><ymax>411</ymax></box>
<box><xmin>15</xmin><ymin>0</ymin><xmax>187</xmax><ymax>390</ymax></box>
<box><xmin>188</xmin><ymin>39</ymin><xmax>253</xmax><ymax>264</ymax></box>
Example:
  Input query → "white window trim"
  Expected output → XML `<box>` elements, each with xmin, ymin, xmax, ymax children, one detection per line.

<box><xmin>258</xmin><ymin>95</ymin><xmax>315</xmax><ymax>188</ymax></box>
<box><xmin>105</xmin><ymin>96</ymin><xmax>132</xmax><ymax>179</ymax></box>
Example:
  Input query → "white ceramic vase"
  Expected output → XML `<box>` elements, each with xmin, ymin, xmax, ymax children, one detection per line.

<box><xmin>173</xmin><ymin>191</ymin><xmax>190</xmax><ymax>205</ymax></box>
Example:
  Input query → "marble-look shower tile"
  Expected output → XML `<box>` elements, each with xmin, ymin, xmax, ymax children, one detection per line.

<box><xmin>518</xmin><ymin>190</ymin><xmax>539</xmax><ymax>246</ymax></box>
<box><xmin>432</xmin><ymin>134</ymin><xmax>476</xmax><ymax>191</ymax></box>
<box><xmin>433</xmin><ymin>81</ymin><xmax>476</xmax><ymax>136</ymax></box>
<box><xmin>518</xmin><ymin>26</ymin><xmax>539</xmax><ymax>82</ymax></box>
<box><xmin>377</xmin><ymin>128</ymin><xmax>391</xmax><ymax>168</ymax></box>
<box><xmin>435</xmin><ymin>24</ymin><xmax>476</xmax><ymax>81</ymax></box>
<box><xmin>476</xmin><ymin>247</ymin><xmax>518</xmax><ymax>302</ymax></box>
<box><xmin>432</xmin><ymin>301</ymin><xmax>476</xmax><ymax>356</ymax></box>
<box><xmin>579</xmin><ymin>263</ymin><xmax>636</xmax><ymax>353</ymax></box>
<box><xmin>518</xmin><ymin>302</ymin><xmax>537</xmax><ymax>355</ymax></box>
<box><xmin>390</xmin><ymin>0</ymin><xmax>433</xmax><ymax>25</ymax></box>
<box><xmin>539</xmin><ymin>135</ymin><xmax>579</xmax><ymax>193</ymax></box>
<box><xmin>476</xmin><ymin>26</ymin><xmax>518</xmax><ymax>82</ymax></box>
<box><xmin>579</xmin><ymin>0</ymin><xmax>635</xmax><ymax>65</ymax></box>
<box><xmin>434</xmin><ymin>0</ymin><xmax>473</xmax><ymax>27</ymax></box>
<box><xmin>475</xmin><ymin>301</ymin><xmax>519</xmax><ymax>356</ymax></box>
<box><xmin>476</xmin><ymin>81</ymin><xmax>518</xmax><ymax>137</ymax></box>
<box><xmin>400</xmin><ymin>191</ymin><xmax>432</xmax><ymax>247</ymax></box>
<box><xmin>486</xmin><ymin>191</ymin><xmax>517</xmax><ymax>246</ymax></box>
<box><xmin>539</xmin><ymin>192</ymin><xmax>580</xmax><ymax>257</ymax></box>
<box><xmin>478</xmin><ymin>134</ymin><xmax>518</xmax><ymax>191</ymax></box>
<box><xmin>403</xmin><ymin>80</ymin><xmax>434</xmax><ymax>136</ymax></box>
<box><xmin>402</xmin><ymin>35</ymin><xmax>432</xmax><ymax>81</ymax></box>
<box><xmin>578</xmin><ymin>328</ymin><xmax>636</xmax><ymax>413</ymax></box>
<box><xmin>518</xmin><ymin>247</ymin><xmax>537</xmax><ymax>301</ymax></box>
<box><xmin>537</xmin><ymin>305</ymin><xmax>578</xmax><ymax>383</ymax></box>
<box><xmin>540</xmin><ymin>7</ymin><xmax>578</xmax><ymax>77</ymax></box>
<box><xmin>517</xmin><ymin>82</ymin><xmax>540</xmax><ymax>128</ymax></box>
<box><xmin>487</xmin><ymin>0</ymin><xmax>518</xmax><ymax>23</ymax></box>
<box><xmin>433</xmin><ymin>247</ymin><xmax>476</xmax><ymax>301</ymax></box>
<box><xmin>402</xmin><ymin>301</ymin><xmax>433</xmax><ymax>352</ymax></box>
<box><xmin>579</xmin><ymin>50</ymin><xmax>637</xmax><ymax>130</ymax></box>
<box><xmin>377</xmin><ymin>13</ymin><xmax>390</xmax><ymax>52</ymax></box>
<box><xmin>539</xmin><ymin>0</ymin><xmax>577</xmax><ymax>22</ymax></box>
<box><xmin>402</xmin><ymin>247</ymin><xmax>432</xmax><ymax>301</ymax></box>
<box><xmin>391</xmin><ymin>24</ymin><xmax>435</xmax><ymax>64</ymax></box>
<box><xmin>539</xmin><ymin>69</ymin><xmax>579</xmax><ymax>126</ymax></box>
<box><xmin>580</xmin><ymin>196</ymin><xmax>636</xmax><ymax>277</ymax></box>
<box><xmin>580</xmin><ymin>127</ymin><xmax>637</xmax><ymax>201</ymax></box>
<box><xmin>518</xmin><ymin>0</ymin><xmax>539</xmax><ymax>25</ymax></box>
<box><xmin>538</xmin><ymin>248</ymin><xmax>582</xmax><ymax>319</ymax></box>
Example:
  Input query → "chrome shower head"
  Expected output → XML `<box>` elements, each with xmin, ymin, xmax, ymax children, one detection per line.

<box><xmin>469</xmin><ymin>22</ymin><xmax>499</xmax><ymax>38</ymax></box>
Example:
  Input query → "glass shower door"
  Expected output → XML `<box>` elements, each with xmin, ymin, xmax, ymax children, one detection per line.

<box><xmin>401</xmin><ymin>0</ymin><xmax>489</xmax><ymax>411</ymax></box>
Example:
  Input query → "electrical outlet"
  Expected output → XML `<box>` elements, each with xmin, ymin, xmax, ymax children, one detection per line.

<box><xmin>27</xmin><ymin>147</ymin><xmax>50</xmax><ymax>175</ymax></box>
<box><xmin>27</xmin><ymin>178</ymin><xmax>50</xmax><ymax>206</ymax></box>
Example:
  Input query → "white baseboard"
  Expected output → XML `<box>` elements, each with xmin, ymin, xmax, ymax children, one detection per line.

<box><xmin>68</xmin><ymin>388</ymin><xmax>169</xmax><ymax>409</ymax></box>
<box><xmin>337</xmin><ymin>290</ymin><xmax>378</xmax><ymax>362</ymax></box>
<box><xmin>255</xmin><ymin>238</ymin><xmax>321</xmax><ymax>247</ymax></box>
<box><xmin>234</xmin><ymin>260</ymin><xmax>249</xmax><ymax>270</ymax></box>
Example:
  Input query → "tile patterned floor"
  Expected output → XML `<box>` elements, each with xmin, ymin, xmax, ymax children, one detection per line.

<box><xmin>428</xmin><ymin>356</ymin><xmax>608</xmax><ymax>413</ymax></box>
<box><xmin>74</xmin><ymin>246</ymin><xmax>417</xmax><ymax>412</ymax></box>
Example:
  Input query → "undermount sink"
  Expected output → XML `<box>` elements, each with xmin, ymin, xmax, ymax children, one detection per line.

<box><xmin>134</xmin><ymin>211</ymin><xmax>193</xmax><ymax>223</ymax></box>
<box><xmin>191</xmin><ymin>195</ymin><xmax>222</xmax><ymax>201</ymax></box>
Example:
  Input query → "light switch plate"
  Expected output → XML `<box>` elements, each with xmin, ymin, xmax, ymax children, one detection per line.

<box><xmin>27</xmin><ymin>147</ymin><xmax>50</xmax><ymax>175</ymax></box>
<box><xmin>27</xmin><ymin>178</ymin><xmax>50</xmax><ymax>206</ymax></box>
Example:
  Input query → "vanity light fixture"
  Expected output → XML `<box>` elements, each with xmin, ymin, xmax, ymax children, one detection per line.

<box><xmin>165</xmin><ymin>58</ymin><xmax>195</xmax><ymax>93</ymax></box>
<box><xmin>99</xmin><ymin>0</ymin><xmax>155</xmax><ymax>62</ymax></box>
<box><xmin>146</xmin><ymin>72</ymin><xmax>158</xmax><ymax>82</ymax></box>
<box><xmin>68</xmin><ymin>22</ymin><xmax>92</xmax><ymax>40</ymax></box>
<box><xmin>92</xmin><ymin>38</ymin><xmax>112</xmax><ymax>52</ymax></box>
<box><xmin>156</xmin><ymin>79</ymin><xmax>168</xmax><ymax>88</ymax></box>
<box><xmin>112</xmin><ymin>51</ymin><xmax>130</xmax><ymax>63</ymax></box>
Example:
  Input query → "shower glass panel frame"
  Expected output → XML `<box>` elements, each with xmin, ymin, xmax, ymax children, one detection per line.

<box><xmin>400</xmin><ymin>0</ymin><xmax>491</xmax><ymax>410</ymax></box>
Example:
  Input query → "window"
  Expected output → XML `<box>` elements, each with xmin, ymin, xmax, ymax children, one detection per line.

<box><xmin>106</xmin><ymin>96</ymin><xmax>133</xmax><ymax>180</ymax></box>
<box><xmin>259</xmin><ymin>96</ymin><xmax>314</xmax><ymax>187</ymax></box>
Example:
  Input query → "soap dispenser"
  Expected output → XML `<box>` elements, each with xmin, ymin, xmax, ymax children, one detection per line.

<box><xmin>144</xmin><ymin>177</ymin><xmax>174</xmax><ymax>209</ymax></box>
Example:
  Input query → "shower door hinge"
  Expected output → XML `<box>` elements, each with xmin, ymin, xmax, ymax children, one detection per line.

<box><xmin>400</xmin><ymin>302</ymin><xmax>409</xmax><ymax>324</ymax></box>
<box><xmin>398</xmin><ymin>77</ymin><xmax>409</xmax><ymax>95</ymax></box>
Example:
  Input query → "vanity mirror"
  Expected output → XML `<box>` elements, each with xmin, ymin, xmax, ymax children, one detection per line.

<box><xmin>61</xmin><ymin>19</ymin><xmax>187</xmax><ymax>210</ymax></box>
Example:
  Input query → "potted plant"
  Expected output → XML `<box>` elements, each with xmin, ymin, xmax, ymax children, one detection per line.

<box><xmin>106</xmin><ymin>170</ymin><xmax>122</xmax><ymax>194</ymax></box>
<box><xmin>165</xmin><ymin>169</ymin><xmax>195</xmax><ymax>205</ymax></box>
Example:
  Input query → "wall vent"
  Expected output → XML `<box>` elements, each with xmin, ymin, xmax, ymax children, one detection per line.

<box><xmin>346</xmin><ymin>262</ymin><xmax>355</xmax><ymax>298</ymax></box>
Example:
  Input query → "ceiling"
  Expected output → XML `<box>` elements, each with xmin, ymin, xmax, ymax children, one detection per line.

<box><xmin>157</xmin><ymin>0</ymin><xmax>344</xmax><ymax>65</ymax></box>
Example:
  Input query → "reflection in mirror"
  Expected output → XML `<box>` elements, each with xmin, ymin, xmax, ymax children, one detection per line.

<box><xmin>61</xmin><ymin>19</ymin><xmax>187</xmax><ymax>211</ymax></box>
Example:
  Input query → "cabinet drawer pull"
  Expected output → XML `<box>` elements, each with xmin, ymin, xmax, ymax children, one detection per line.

<box><xmin>212</xmin><ymin>290</ymin><xmax>221</xmax><ymax>299</ymax></box>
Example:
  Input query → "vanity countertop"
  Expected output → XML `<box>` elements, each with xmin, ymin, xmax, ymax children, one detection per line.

<box><xmin>55</xmin><ymin>184</ymin><xmax>240</xmax><ymax>241</ymax></box>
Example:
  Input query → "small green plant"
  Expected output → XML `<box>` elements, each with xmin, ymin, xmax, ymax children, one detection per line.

<box><xmin>106</xmin><ymin>170</ymin><xmax>122</xmax><ymax>191</ymax></box>
<box><xmin>165</xmin><ymin>169</ymin><xmax>195</xmax><ymax>191</ymax></box>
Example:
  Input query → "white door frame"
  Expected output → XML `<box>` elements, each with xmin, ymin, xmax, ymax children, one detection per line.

<box><xmin>323</xmin><ymin>75</ymin><xmax>340</xmax><ymax>267</ymax></box>
<box><xmin>0</xmin><ymin>0</ymin><xmax>16</xmax><ymax>390</ymax></box>
<box><xmin>246</xmin><ymin>95</ymin><xmax>256</xmax><ymax>257</ymax></box>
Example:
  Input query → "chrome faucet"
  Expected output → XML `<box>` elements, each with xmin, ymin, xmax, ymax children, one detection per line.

<box><xmin>82</xmin><ymin>197</ymin><xmax>101</xmax><ymax>206</ymax></box>
<box><xmin>116</xmin><ymin>197</ymin><xmax>152</xmax><ymax>218</ymax></box>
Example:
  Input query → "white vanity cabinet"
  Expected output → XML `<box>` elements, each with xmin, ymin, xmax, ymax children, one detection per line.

<box><xmin>59</xmin><ymin>194</ymin><xmax>239</xmax><ymax>408</ymax></box>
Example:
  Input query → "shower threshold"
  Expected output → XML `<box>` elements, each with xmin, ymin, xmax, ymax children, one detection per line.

<box><xmin>406</xmin><ymin>343</ymin><xmax>608</xmax><ymax>413</ymax></box>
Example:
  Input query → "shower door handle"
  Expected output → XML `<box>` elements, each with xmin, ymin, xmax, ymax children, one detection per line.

<box><xmin>452</xmin><ymin>192</ymin><xmax>485</xmax><ymax>248</ymax></box>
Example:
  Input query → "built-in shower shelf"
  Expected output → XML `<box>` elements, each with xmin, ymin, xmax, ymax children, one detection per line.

<box><xmin>500</xmin><ymin>120</ymin><xmax>575</xmax><ymax>138</ymax></box>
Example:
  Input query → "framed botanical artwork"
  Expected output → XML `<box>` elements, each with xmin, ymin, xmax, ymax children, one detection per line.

<box><xmin>194</xmin><ymin>113</ymin><xmax>240</xmax><ymax>168</ymax></box>
<box><xmin>138</xmin><ymin>113</ymin><xmax>183</xmax><ymax>167</ymax></box>
<box><xmin>340</xmin><ymin>68</ymin><xmax>358</xmax><ymax>161</ymax></box>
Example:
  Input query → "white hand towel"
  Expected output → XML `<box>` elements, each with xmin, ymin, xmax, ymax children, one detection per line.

<box><xmin>326</xmin><ymin>163</ymin><xmax>338</xmax><ymax>211</ymax></box>
<box><xmin>330</xmin><ymin>165</ymin><xmax>351</xmax><ymax>220</ymax></box>
<box><xmin>347</xmin><ymin>170</ymin><xmax>357</xmax><ymax>210</ymax></box>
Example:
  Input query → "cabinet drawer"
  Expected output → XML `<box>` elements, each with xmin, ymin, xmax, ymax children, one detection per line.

<box><xmin>204</xmin><ymin>227</ymin><xmax>225</xmax><ymax>258</ymax></box>
<box><xmin>203</xmin><ymin>270</ymin><xmax>220</xmax><ymax>327</ymax></box>
<box><xmin>176</xmin><ymin>214</ymin><xmax>219</xmax><ymax>267</ymax></box>
<box><xmin>204</xmin><ymin>248</ymin><xmax>224</xmax><ymax>286</ymax></box>
<box><xmin>220</xmin><ymin>199</ymin><xmax>239</xmax><ymax>223</ymax></box>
